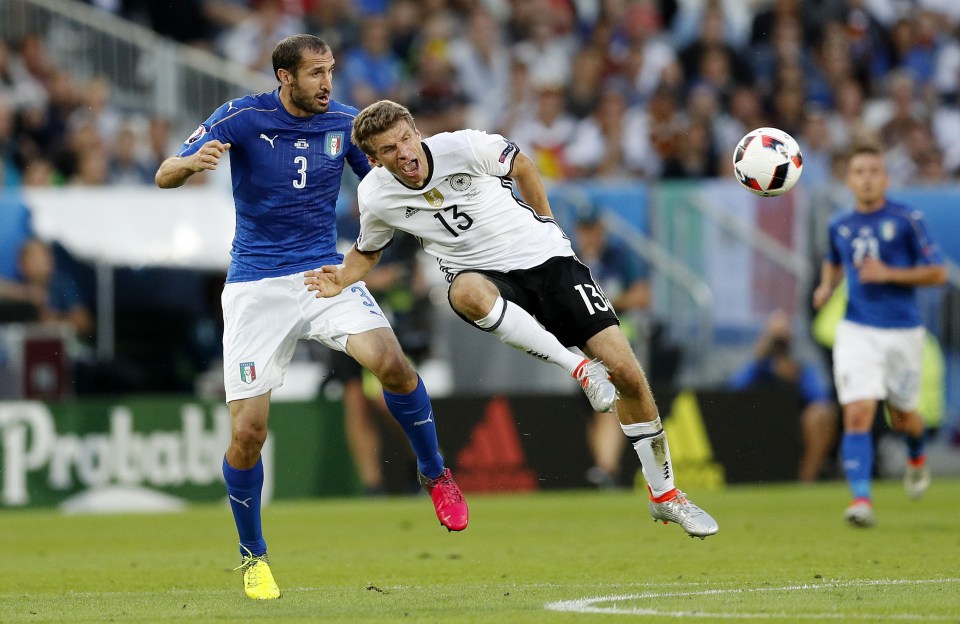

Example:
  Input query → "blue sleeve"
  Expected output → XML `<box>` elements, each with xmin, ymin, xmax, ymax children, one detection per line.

<box><xmin>826</xmin><ymin>222</ymin><xmax>841</xmax><ymax>265</ymax></box>
<box><xmin>729</xmin><ymin>360</ymin><xmax>764</xmax><ymax>390</ymax></box>
<box><xmin>906</xmin><ymin>210</ymin><xmax>944</xmax><ymax>266</ymax></box>
<box><xmin>346</xmin><ymin>138</ymin><xmax>371</xmax><ymax>180</ymax></box>
<box><xmin>176</xmin><ymin>103</ymin><xmax>234</xmax><ymax>158</ymax></box>
<box><xmin>798</xmin><ymin>364</ymin><xmax>831</xmax><ymax>404</ymax></box>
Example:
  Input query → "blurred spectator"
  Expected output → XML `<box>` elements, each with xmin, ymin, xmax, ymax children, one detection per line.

<box><xmin>713</xmin><ymin>85</ymin><xmax>768</xmax><ymax>152</ymax></box>
<box><xmin>564</xmin><ymin>44</ymin><xmax>607</xmax><ymax>119</ymax></box>
<box><xmin>0</xmin><ymin>94</ymin><xmax>24</xmax><ymax>187</ymax></box>
<box><xmin>887</xmin><ymin>11</ymin><xmax>940</xmax><ymax>87</ymax></box>
<box><xmin>511</xmin><ymin>0</ymin><xmax>577</xmax><ymax>88</ymax></box>
<box><xmin>827</xmin><ymin>78</ymin><xmax>876</xmax><ymax>148</ymax></box>
<box><xmin>340</xmin><ymin>14</ymin><xmax>405</xmax><ymax>109</ymax></box>
<box><xmin>621</xmin><ymin>83</ymin><xmax>683</xmax><ymax>179</ymax></box>
<box><xmin>109</xmin><ymin>123</ymin><xmax>154</xmax><ymax>185</ymax></box>
<box><xmin>216</xmin><ymin>0</ymin><xmax>303</xmax><ymax>75</ymax></box>
<box><xmin>564</xmin><ymin>83</ymin><xmax>630</xmax><ymax>179</ymax></box>
<box><xmin>677</xmin><ymin>5</ymin><xmax>753</xmax><ymax>96</ymax></box>
<box><xmin>448</xmin><ymin>9</ymin><xmax>512</xmax><ymax>131</ymax></box>
<box><xmin>661</xmin><ymin>119</ymin><xmax>720</xmax><ymax>178</ymax></box>
<box><xmin>885</xmin><ymin>120</ymin><xmax>937</xmax><ymax>187</ymax></box>
<box><xmin>304</xmin><ymin>0</ymin><xmax>361</xmax><ymax>52</ymax></box>
<box><xmin>796</xmin><ymin>107</ymin><xmax>835</xmax><ymax>189</ymax></box>
<box><xmin>143</xmin><ymin>115</ymin><xmax>175</xmax><ymax>174</ymax></box>
<box><xmin>619</xmin><ymin>2</ymin><xmax>678</xmax><ymax>102</ymax></box>
<box><xmin>730</xmin><ymin>309</ymin><xmax>839</xmax><ymax>482</ymax></box>
<box><xmin>506</xmin><ymin>73</ymin><xmax>577</xmax><ymax>181</ymax></box>
<box><xmin>67</xmin><ymin>75</ymin><xmax>122</xmax><ymax>146</ymax></box>
<box><xmin>0</xmin><ymin>237</ymin><xmax>93</xmax><ymax>336</ymax></box>
<box><xmin>0</xmin><ymin>37</ymin><xmax>47</xmax><ymax>111</ymax></box>
<box><xmin>873</xmin><ymin>70</ymin><xmax>925</xmax><ymax>147</ymax></box>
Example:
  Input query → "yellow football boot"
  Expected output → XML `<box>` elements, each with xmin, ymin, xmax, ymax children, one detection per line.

<box><xmin>235</xmin><ymin>546</ymin><xmax>280</xmax><ymax>599</ymax></box>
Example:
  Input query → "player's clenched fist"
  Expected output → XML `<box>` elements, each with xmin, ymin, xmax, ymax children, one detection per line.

<box><xmin>189</xmin><ymin>140</ymin><xmax>231</xmax><ymax>172</ymax></box>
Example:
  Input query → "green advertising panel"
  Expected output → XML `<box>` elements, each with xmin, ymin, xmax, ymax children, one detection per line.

<box><xmin>0</xmin><ymin>397</ymin><xmax>356</xmax><ymax>510</ymax></box>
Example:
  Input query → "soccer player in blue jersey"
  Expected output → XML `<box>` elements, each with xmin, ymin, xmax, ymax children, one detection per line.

<box><xmin>155</xmin><ymin>35</ymin><xmax>467</xmax><ymax>599</ymax></box>
<box><xmin>813</xmin><ymin>144</ymin><xmax>946</xmax><ymax>528</ymax></box>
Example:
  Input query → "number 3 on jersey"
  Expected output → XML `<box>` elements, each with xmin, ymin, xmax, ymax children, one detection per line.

<box><xmin>574</xmin><ymin>283</ymin><xmax>610</xmax><ymax>315</ymax></box>
<box><xmin>293</xmin><ymin>156</ymin><xmax>307</xmax><ymax>189</ymax></box>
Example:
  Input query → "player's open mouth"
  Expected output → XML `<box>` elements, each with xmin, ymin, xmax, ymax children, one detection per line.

<box><xmin>401</xmin><ymin>160</ymin><xmax>419</xmax><ymax>176</ymax></box>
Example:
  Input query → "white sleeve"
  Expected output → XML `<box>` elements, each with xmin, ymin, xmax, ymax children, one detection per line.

<box><xmin>463</xmin><ymin>129</ymin><xmax>518</xmax><ymax>177</ymax></box>
<box><xmin>355</xmin><ymin>197</ymin><xmax>395</xmax><ymax>253</ymax></box>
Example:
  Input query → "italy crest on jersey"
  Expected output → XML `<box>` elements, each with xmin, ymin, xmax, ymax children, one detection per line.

<box><xmin>881</xmin><ymin>220</ymin><xmax>896</xmax><ymax>241</ymax></box>
<box><xmin>239</xmin><ymin>361</ymin><xmax>257</xmax><ymax>384</ymax></box>
<box><xmin>325</xmin><ymin>132</ymin><xmax>344</xmax><ymax>157</ymax></box>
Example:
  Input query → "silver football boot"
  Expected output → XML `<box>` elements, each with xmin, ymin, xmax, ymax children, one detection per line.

<box><xmin>843</xmin><ymin>500</ymin><xmax>876</xmax><ymax>528</ymax></box>
<box><xmin>904</xmin><ymin>464</ymin><xmax>931</xmax><ymax>500</ymax></box>
<box><xmin>575</xmin><ymin>359</ymin><xmax>618</xmax><ymax>413</ymax></box>
<box><xmin>649</xmin><ymin>490</ymin><xmax>719</xmax><ymax>539</ymax></box>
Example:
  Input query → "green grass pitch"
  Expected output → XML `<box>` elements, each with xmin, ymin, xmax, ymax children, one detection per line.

<box><xmin>5</xmin><ymin>478</ymin><xmax>959</xmax><ymax>623</ymax></box>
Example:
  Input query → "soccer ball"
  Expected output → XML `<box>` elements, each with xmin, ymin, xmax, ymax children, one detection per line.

<box><xmin>732</xmin><ymin>127</ymin><xmax>803</xmax><ymax>196</ymax></box>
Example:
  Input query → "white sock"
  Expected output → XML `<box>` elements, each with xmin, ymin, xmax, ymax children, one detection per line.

<box><xmin>475</xmin><ymin>297</ymin><xmax>584</xmax><ymax>374</ymax></box>
<box><xmin>622</xmin><ymin>417</ymin><xmax>676</xmax><ymax>498</ymax></box>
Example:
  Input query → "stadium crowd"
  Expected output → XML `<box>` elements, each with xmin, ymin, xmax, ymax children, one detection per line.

<box><xmin>2</xmin><ymin>0</ymin><xmax>960</xmax><ymax>190</ymax></box>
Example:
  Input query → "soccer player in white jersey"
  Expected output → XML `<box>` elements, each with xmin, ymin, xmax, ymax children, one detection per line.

<box><xmin>813</xmin><ymin>144</ymin><xmax>946</xmax><ymax>528</ymax></box>
<box><xmin>305</xmin><ymin>99</ymin><xmax>719</xmax><ymax>539</ymax></box>
<box><xmin>155</xmin><ymin>37</ymin><xmax>468</xmax><ymax>600</ymax></box>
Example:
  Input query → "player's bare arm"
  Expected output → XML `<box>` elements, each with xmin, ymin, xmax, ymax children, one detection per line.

<box><xmin>813</xmin><ymin>261</ymin><xmax>843</xmax><ymax>309</ymax></box>
<box><xmin>509</xmin><ymin>152</ymin><xmax>554</xmax><ymax>218</ymax></box>
<box><xmin>154</xmin><ymin>139</ymin><xmax>231</xmax><ymax>188</ymax></box>
<box><xmin>857</xmin><ymin>256</ymin><xmax>947</xmax><ymax>286</ymax></box>
<box><xmin>305</xmin><ymin>245</ymin><xmax>382</xmax><ymax>298</ymax></box>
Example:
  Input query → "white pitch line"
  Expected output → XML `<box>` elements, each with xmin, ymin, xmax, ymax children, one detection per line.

<box><xmin>544</xmin><ymin>578</ymin><xmax>960</xmax><ymax>620</ymax></box>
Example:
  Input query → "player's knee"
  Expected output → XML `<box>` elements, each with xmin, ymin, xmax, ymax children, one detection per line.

<box><xmin>449</xmin><ymin>274</ymin><xmax>495</xmax><ymax>319</ymax></box>
<box><xmin>232</xmin><ymin>419</ymin><xmax>268</xmax><ymax>454</ymax></box>
<box><xmin>607</xmin><ymin>360</ymin><xmax>647</xmax><ymax>399</ymax></box>
<box><xmin>370</xmin><ymin>348</ymin><xmax>417</xmax><ymax>392</ymax></box>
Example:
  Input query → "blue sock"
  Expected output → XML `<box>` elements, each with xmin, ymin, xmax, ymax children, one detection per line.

<box><xmin>905</xmin><ymin>432</ymin><xmax>926</xmax><ymax>462</ymax></box>
<box><xmin>223</xmin><ymin>456</ymin><xmax>267</xmax><ymax>556</ymax></box>
<box><xmin>383</xmin><ymin>376</ymin><xmax>444</xmax><ymax>479</ymax></box>
<box><xmin>841</xmin><ymin>432</ymin><xmax>873</xmax><ymax>501</ymax></box>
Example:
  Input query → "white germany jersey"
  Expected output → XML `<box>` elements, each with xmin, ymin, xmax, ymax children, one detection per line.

<box><xmin>356</xmin><ymin>129</ymin><xmax>574</xmax><ymax>279</ymax></box>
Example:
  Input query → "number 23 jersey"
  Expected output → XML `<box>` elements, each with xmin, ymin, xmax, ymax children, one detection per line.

<box><xmin>356</xmin><ymin>129</ymin><xmax>574</xmax><ymax>280</ymax></box>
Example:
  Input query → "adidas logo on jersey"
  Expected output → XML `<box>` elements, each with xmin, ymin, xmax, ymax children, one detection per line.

<box><xmin>405</xmin><ymin>207</ymin><xmax>420</xmax><ymax>218</ymax></box>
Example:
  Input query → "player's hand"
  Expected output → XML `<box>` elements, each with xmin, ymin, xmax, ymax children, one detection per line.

<box><xmin>857</xmin><ymin>256</ymin><xmax>889</xmax><ymax>283</ymax></box>
<box><xmin>189</xmin><ymin>140</ymin><xmax>231</xmax><ymax>172</ymax></box>
<box><xmin>304</xmin><ymin>265</ymin><xmax>345</xmax><ymax>298</ymax></box>
<box><xmin>812</xmin><ymin>283</ymin><xmax>833</xmax><ymax>309</ymax></box>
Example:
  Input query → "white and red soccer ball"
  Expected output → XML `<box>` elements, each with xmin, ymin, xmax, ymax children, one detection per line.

<box><xmin>732</xmin><ymin>127</ymin><xmax>803</xmax><ymax>197</ymax></box>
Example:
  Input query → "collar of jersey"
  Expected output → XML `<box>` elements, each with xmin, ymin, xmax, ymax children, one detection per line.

<box><xmin>391</xmin><ymin>141</ymin><xmax>435</xmax><ymax>191</ymax></box>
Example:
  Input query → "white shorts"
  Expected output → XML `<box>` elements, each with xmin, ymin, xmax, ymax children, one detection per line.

<box><xmin>221</xmin><ymin>272</ymin><xmax>392</xmax><ymax>402</ymax></box>
<box><xmin>833</xmin><ymin>319</ymin><xmax>924</xmax><ymax>410</ymax></box>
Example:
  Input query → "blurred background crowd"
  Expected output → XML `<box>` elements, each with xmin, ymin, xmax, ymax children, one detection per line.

<box><xmin>1</xmin><ymin>0</ymin><xmax>960</xmax><ymax>189</ymax></box>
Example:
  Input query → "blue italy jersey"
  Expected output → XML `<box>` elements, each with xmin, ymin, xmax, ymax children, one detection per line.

<box><xmin>826</xmin><ymin>201</ymin><xmax>943</xmax><ymax>328</ymax></box>
<box><xmin>178</xmin><ymin>89</ymin><xmax>371</xmax><ymax>282</ymax></box>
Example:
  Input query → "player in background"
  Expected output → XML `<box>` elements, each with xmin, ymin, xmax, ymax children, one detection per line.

<box><xmin>306</xmin><ymin>99</ymin><xmax>718</xmax><ymax>539</ymax></box>
<box><xmin>155</xmin><ymin>36</ymin><xmax>467</xmax><ymax>600</ymax></box>
<box><xmin>813</xmin><ymin>144</ymin><xmax>946</xmax><ymax>528</ymax></box>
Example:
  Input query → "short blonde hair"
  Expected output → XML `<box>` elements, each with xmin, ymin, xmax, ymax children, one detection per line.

<box><xmin>351</xmin><ymin>100</ymin><xmax>417</xmax><ymax>156</ymax></box>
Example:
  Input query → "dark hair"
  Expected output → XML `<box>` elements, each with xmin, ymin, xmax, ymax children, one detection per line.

<box><xmin>271</xmin><ymin>35</ymin><xmax>330</xmax><ymax>82</ymax></box>
<box><xmin>352</xmin><ymin>100</ymin><xmax>417</xmax><ymax>156</ymax></box>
